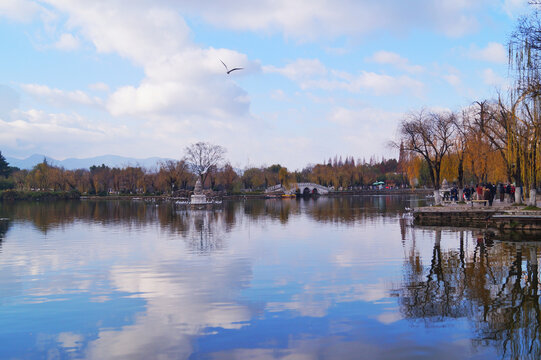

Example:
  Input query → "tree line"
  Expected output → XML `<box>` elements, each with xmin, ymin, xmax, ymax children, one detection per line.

<box><xmin>0</xmin><ymin>146</ymin><xmax>407</xmax><ymax>197</ymax></box>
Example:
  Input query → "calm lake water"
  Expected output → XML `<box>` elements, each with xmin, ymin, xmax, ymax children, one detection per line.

<box><xmin>0</xmin><ymin>195</ymin><xmax>540</xmax><ymax>359</ymax></box>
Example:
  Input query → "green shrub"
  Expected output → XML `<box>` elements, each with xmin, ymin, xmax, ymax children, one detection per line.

<box><xmin>0</xmin><ymin>178</ymin><xmax>14</xmax><ymax>190</ymax></box>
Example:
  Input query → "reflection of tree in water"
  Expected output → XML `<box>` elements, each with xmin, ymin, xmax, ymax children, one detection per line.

<box><xmin>1</xmin><ymin>200</ymin><xmax>164</xmax><ymax>233</ymax></box>
<box><xmin>398</xmin><ymin>230</ymin><xmax>471</xmax><ymax>323</ymax></box>
<box><xmin>177</xmin><ymin>210</ymin><xmax>227</xmax><ymax>254</ymax></box>
<box><xmin>472</xmin><ymin>245</ymin><xmax>541</xmax><ymax>359</ymax></box>
<box><xmin>1</xmin><ymin>195</ymin><xmax>424</xmax><ymax>233</ymax></box>
<box><xmin>397</xmin><ymin>229</ymin><xmax>541</xmax><ymax>359</ymax></box>
<box><xmin>239</xmin><ymin>195</ymin><xmax>420</xmax><ymax>225</ymax></box>
<box><xmin>306</xmin><ymin>196</ymin><xmax>412</xmax><ymax>225</ymax></box>
<box><xmin>0</xmin><ymin>219</ymin><xmax>10</xmax><ymax>252</ymax></box>
<box><xmin>243</xmin><ymin>199</ymin><xmax>300</xmax><ymax>224</ymax></box>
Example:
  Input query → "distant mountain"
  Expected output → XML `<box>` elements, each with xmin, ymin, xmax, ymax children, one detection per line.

<box><xmin>5</xmin><ymin>154</ymin><xmax>174</xmax><ymax>170</ymax></box>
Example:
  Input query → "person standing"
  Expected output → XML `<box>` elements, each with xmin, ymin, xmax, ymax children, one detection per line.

<box><xmin>488</xmin><ymin>183</ymin><xmax>496</xmax><ymax>206</ymax></box>
<box><xmin>483</xmin><ymin>185</ymin><xmax>490</xmax><ymax>206</ymax></box>
<box><xmin>510</xmin><ymin>184</ymin><xmax>515</xmax><ymax>203</ymax></box>
<box><xmin>476</xmin><ymin>184</ymin><xmax>483</xmax><ymax>200</ymax></box>
<box><xmin>463</xmin><ymin>186</ymin><xmax>471</xmax><ymax>201</ymax></box>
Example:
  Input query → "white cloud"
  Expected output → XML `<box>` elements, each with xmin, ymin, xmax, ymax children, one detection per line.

<box><xmin>367</xmin><ymin>51</ymin><xmax>424</xmax><ymax>74</ymax></box>
<box><xmin>324</xmin><ymin>46</ymin><xmax>351</xmax><ymax>56</ymax></box>
<box><xmin>469</xmin><ymin>42</ymin><xmax>507</xmax><ymax>63</ymax></box>
<box><xmin>264</xmin><ymin>59</ymin><xmax>327</xmax><ymax>81</ymax></box>
<box><xmin>270</xmin><ymin>89</ymin><xmax>287</xmax><ymax>101</ymax></box>
<box><xmin>38</xmin><ymin>1</ymin><xmax>258</xmax><ymax>121</ymax></box>
<box><xmin>0</xmin><ymin>85</ymin><xmax>20</xmax><ymax>117</ymax></box>
<box><xmin>502</xmin><ymin>0</ymin><xmax>529</xmax><ymax>18</ymax></box>
<box><xmin>177</xmin><ymin>0</ymin><xmax>481</xmax><ymax>39</ymax></box>
<box><xmin>327</xmin><ymin>106</ymin><xmax>402</xmax><ymax>159</ymax></box>
<box><xmin>0</xmin><ymin>109</ymin><xmax>116</xmax><ymax>154</ymax></box>
<box><xmin>443</xmin><ymin>74</ymin><xmax>461</xmax><ymax>87</ymax></box>
<box><xmin>55</xmin><ymin>2</ymin><xmax>191</xmax><ymax>66</ymax></box>
<box><xmin>265</xmin><ymin>59</ymin><xmax>423</xmax><ymax>96</ymax></box>
<box><xmin>107</xmin><ymin>48</ymin><xmax>256</xmax><ymax>118</ymax></box>
<box><xmin>53</xmin><ymin>33</ymin><xmax>80</xmax><ymax>51</ymax></box>
<box><xmin>88</xmin><ymin>82</ymin><xmax>110</xmax><ymax>92</ymax></box>
<box><xmin>20</xmin><ymin>83</ymin><xmax>103</xmax><ymax>107</ymax></box>
<box><xmin>482</xmin><ymin>68</ymin><xmax>507</xmax><ymax>87</ymax></box>
<box><xmin>352</xmin><ymin>72</ymin><xmax>423</xmax><ymax>96</ymax></box>
<box><xmin>0</xmin><ymin>0</ymin><xmax>42</xmax><ymax>22</ymax></box>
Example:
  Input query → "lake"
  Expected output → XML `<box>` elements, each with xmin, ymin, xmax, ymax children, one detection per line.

<box><xmin>0</xmin><ymin>196</ymin><xmax>539</xmax><ymax>359</ymax></box>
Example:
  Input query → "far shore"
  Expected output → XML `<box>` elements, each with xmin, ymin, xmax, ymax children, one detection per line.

<box><xmin>80</xmin><ymin>188</ymin><xmax>433</xmax><ymax>201</ymax></box>
<box><xmin>0</xmin><ymin>188</ymin><xmax>433</xmax><ymax>202</ymax></box>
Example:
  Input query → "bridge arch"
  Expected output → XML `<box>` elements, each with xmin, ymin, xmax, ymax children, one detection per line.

<box><xmin>265</xmin><ymin>182</ymin><xmax>331</xmax><ymax>195</ymax></box>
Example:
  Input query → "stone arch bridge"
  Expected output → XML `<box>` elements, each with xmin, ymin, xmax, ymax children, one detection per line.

<box><xmin>265</xmin><ymin>183</ymin><xmax>332</xmax><ymax>195</ymax></box>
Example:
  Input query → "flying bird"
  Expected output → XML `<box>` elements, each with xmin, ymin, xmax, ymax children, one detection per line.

<box><xmin>220</xmin><ymin>59</ymin><xmax>243</xmax><ymax>74</ymax></box>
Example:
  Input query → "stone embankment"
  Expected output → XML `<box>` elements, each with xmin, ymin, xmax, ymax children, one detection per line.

<box><xmin>413</xmin><ymin>204</ymin><xmax>541</xmax><ymax>237</ymax></box>
<box><xmin>327</xmin><ymin>189</ymin><xmax>432</xmax><ymax>196</ymax></box>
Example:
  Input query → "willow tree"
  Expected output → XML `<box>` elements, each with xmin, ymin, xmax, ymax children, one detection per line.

<box><xmin>451</xmin><ymin>108</ymin><xmax>474</xmax><ymax>198</ymax></box>
<box><xmin>508</xmin><ymin>8</ymin><xmax>541</xmax><ymax>203</ymax></box>
<box><xmin>510</xmin><ymin>89</ymin><xmax>541</xmax><ymax>204</ymax></box>
<box><xmin>397</xmin><ymin>110</ymin><xmax>455</xmax><ymax>204</ymax></box>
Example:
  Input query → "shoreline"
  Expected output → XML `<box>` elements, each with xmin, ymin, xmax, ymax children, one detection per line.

<box><xmin>79</xmin><ymin>188</ymin><xmax>432</xmax><ymax>201</ymax></box>
<box><xmin>0</xmin><ymin>188</ymin><xmax>432</xmax><ymax>202</ymax></box>
<box><xmin>413</xmin><ymin>204</ymin><xmax>541</xmax><ymax>239</ymax></box>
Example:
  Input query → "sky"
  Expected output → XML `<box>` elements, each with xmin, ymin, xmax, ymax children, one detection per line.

<box><xmin>0</xmin><ymin>0</ymin><xmax>532</xmax><ymax>170</ymax></box>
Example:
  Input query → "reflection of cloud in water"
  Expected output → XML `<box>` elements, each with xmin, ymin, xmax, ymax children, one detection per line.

<box><xmin>84</xmin><ymin>257</ymin><xmax>256</xmax><ymax>359</ymax></box>
<box><xmin>57</xmin><ymin>332</ymin><xmax>83</xmax><ymax>353</ymax></box>
<box><xmin>377</xmin><ymin>311</ymin><xmax>402</xmax><ymax>325</ymax></box>
<box><xmin>265</xmin><ymin>280</ymin><xmax>392</xmax><ymax>318</ymax></box>
<box><xmin>205</xmin><ymin>333</ymin><xmax>475</xmax><ymax>360</ymax></box>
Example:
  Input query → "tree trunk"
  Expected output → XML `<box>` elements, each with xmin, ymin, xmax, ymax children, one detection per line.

<box><xmin>434</xmin><ymin>163</ymin><xmax>441</xmax><ymax>191</ymax></box>
<box><xmin>457</xmin><ymin>158</ymin><xmax>464</xmax><ymax>188</ymax></box>
<box><xmin>434</xmin><ymin>189</ymin><xmax>442</xmax><ymax>205</ymax></box>
<box><xmin>515</xmin><ymin>187</ymin><xmax>523</xmax><ymax>204</ymax></box>
<box><xmin>529</xmin><ymin>188</ymin><xmax>537</xmax><ymax>206</ymax></box>
<box><xmin>200</xmin><ymin>174</ymin><xmax>206</xmax><ymax>189</ymax></box>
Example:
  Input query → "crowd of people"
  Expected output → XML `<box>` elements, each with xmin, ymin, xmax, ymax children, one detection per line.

<box><xmin>446</xmin><ymin>183</ymin><xmax>517</xmax><ymax>206</ymax></box>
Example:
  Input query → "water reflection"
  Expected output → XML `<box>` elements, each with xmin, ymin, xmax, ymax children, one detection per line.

<box><xmin>0</xmin><ymin>219</ymin><xmax>9</xmax><ymax>252</ymax></box>
<box><xmin>2</xmin><ymin>196</ymin><xmax>541</xmax><ymax>359</ymax></box>
<box><xmin>178</xmin><ymin>210</ymin><xmax>227</xmax><ymax>254</ymax></box>
<box><xmin>0</xmin><ymin>195</ymin><xmax>426</xmax><ymax>232</ymax></box>
<box><xmin>397</xmin><ymin>229</ymin><xmax>541</xmax><ymax>359</ymax></box>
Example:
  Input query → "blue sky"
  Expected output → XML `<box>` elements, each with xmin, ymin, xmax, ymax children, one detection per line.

<box><xmin>0</xmin><ymin>0</ymin><xmax>531</xmax><ymax>169</ymax></box>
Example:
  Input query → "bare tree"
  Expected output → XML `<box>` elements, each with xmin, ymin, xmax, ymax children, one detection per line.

<box><xmin>184</xmin><ymin>142</ymin><xmax>226</xmax><ymax>188</ymax></box>
<box><xmin>397</xmin><ymin>110</ymin><xmax>455</xmax><ymax>204</ymax></box>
